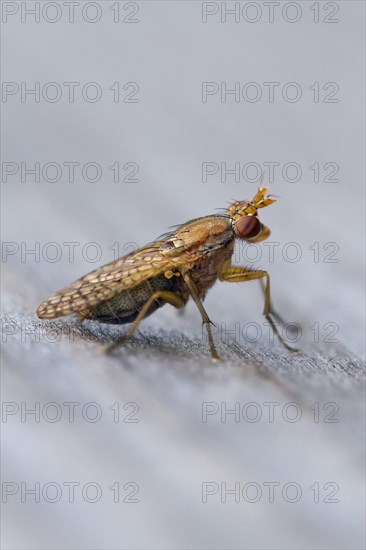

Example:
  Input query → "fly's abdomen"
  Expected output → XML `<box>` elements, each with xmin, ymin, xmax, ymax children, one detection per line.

<box><xmin>86</xmin><ymin>274</ymin><xmax>174</xmax><ymax>324</ymax></box>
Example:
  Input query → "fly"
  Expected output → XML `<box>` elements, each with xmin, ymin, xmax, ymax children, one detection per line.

<box><xmin>37</xmin><ymin>188</ymin><xmax>298</xmax><ymax>360</ymax></box>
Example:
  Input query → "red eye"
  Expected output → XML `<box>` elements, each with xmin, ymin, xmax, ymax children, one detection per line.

<box><xmin>235</xmin><ymin>215</ymin><xmax>261</xmax><ymax>239</ymax></box>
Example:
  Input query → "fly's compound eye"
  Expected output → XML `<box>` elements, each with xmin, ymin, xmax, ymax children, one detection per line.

<box><xmin>235</xmin><ymin>215</ymin><xmax>262</xmax><ymax>239</ymax></box>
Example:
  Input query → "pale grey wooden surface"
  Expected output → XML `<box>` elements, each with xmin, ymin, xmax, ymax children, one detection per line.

<box><xmin>1</xmin><ymin>2</ymin><xmax>365</xmax><ymax>549</ymax></box>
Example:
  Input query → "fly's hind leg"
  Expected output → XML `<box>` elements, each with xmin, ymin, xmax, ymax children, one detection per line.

<box><xmin>105</xmin><ymin>290</ymin><xmax>185</xmax><ymax>354</ymax></box>
<box><xmin>220</xmin><ymin>266</ymin><xmax>299</xmax><ymax>353</ymax></box>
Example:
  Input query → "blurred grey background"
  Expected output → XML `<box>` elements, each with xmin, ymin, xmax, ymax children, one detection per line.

<box><xmin>1</xmin><ymin>1</ymin><xmax>365</xmax><ymax>549</ymax></box>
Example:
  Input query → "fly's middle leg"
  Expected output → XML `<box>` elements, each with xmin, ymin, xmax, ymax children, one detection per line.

<box><xmin>105</xmin><ymin>290</ymin><xmax>185</xmax><ymax>354</ymax></box>
<box><xmin>220</xmin><ymin>266</ymin><xmax>300</xmax><ymax>353</ymax></box>
<box><xmin>181</xmin><ymin>272</ymin><xmax>221</xmax><ymax>362</ymax></box>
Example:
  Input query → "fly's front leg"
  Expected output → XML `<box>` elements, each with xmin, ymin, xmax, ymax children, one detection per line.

<box><xmin>181</xmin><ymin>272</ymin><xmax>221</xmax><ymax>362</ymax></box>
<box><xmin>258</xmin><ymin>278</ymin><xmax>287</xmax><ymax>327</ymax></box>
<box><xmin>105</xmin><ymin>290</ymin><xmax>185</xmax><ymax>354</ymax></box>
<box><xmin>220</xmin><ymin>266</ymin><xmax>299</xmax><ymax>353</ymax></box>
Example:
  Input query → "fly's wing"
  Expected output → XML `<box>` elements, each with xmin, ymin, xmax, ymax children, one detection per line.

<box><xmin>37</xmin><ymin>214</ymin><xmax>233</xmax><ymax>320</ymax></box>
<box><xmin>36</xmin><ymin>240</ymin><xmax>197</xmax><ymax>319</ymax></box>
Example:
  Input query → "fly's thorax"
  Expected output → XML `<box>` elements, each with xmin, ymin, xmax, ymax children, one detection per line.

<box><xmin>187</xmin><ymin>238</ymin><xmax>235</xmax><ymax>298</ymax></box>
<box><xmin>159</xmin><ymin>216</ymin><xmax>233</xmax><ymax>255</ymax></box>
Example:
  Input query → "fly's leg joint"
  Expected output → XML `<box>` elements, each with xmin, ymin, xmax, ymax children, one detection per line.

<box><xmin>182</xmin><ymin>271</ymin><xmax>221</xmax><ymax>361</ymax></box>
<box><xmin>202</xmin><ymin>318</ymin><xmax>217</xmax><ymax>329</ymax></box>
<box><xmin>105</xmin><ymin>290</ymin><xmax>185</xmax><ymax>355</ymax></box>
<box><xmin>220</xmin><ymin>265</ymin><xmax>301</xmax><ymax>354</ymax></box>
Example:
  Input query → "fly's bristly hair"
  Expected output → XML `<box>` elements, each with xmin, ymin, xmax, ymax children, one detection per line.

<box><xmin>214</xmin><ymin>207</ymin><xmax>231</xmax><ymax>217</ymax></box>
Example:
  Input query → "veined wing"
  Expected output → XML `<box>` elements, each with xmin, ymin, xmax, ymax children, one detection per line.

<box><xmin>36</xmin><ymin>240</ymin><xmax>196</xmax><ymax>319</ymax></box>
<box><xmin>37</xmin><ymin>214</ymin><xmax>233</xmax><ymax>319</ymax></box>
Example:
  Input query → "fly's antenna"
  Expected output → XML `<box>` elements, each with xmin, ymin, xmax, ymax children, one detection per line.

<box><xmin>260</xmin><ymin>167</ymin><xmax>265</xmax><ymax>187</ymax></box>
<box><xmin>250</xmin><ymin>187</ymin><xmax>276</xmax><ymax>212</ymax></box>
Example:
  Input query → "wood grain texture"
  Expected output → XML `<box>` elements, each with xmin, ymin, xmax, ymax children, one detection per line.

<box><xmin>2</xmin><ymin>271</ymin><xmax>365</xmax><ymax>549</ymax></box>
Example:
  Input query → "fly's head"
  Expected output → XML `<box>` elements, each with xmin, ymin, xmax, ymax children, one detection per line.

<box><xmin>228</xmin><ymin>187</ymin><xmax>276</xmax><ymax>243</ymax></box>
